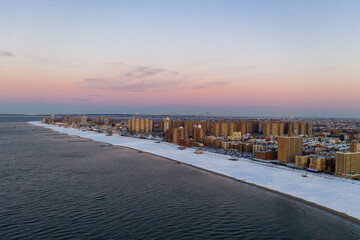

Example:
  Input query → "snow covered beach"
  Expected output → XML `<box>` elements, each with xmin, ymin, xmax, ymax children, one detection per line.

<box><xmin>30</xmin><ymin>121</ymin><xmax>360</xmax><ymax>223</ymax></box>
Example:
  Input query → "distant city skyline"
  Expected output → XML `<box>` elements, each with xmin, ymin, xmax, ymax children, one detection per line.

<box><xmin>1</xmin><ymin>0</ymin><xmax>360</xmax><ymax>117</ymax></box>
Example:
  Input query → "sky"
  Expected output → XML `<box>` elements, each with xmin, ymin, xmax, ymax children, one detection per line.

<box><xmin>1</xmin><ymin>0</ymin><xmax>360</xmax><ymax>117</ymax></box>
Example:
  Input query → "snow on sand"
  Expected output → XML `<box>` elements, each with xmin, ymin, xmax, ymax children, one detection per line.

<box><xmin>30</xmin><ymin>122</ymin><xmax>360</xmax><ymax>221</ymax></box>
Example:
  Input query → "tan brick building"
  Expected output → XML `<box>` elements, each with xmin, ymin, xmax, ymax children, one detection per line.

<box><xmin>335</xmin><ymin>152</ymin><xmax>360</xmax><ymax>175</ymax></box>
<box><xmin>278</xmin><ymin>136</ymin><xmax>303</xmax><ymax>163</ymax></box>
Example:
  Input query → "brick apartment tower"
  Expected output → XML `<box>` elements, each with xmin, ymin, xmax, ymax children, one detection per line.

<box><xmin>277</xmin><ymin>133</ymin><xmax>303</xmax><ymax>163</ymax></box>
<box><xmin>335</xmin><ymin>142</ymin><xmax>360</xmax><ymax>175</ymax></box>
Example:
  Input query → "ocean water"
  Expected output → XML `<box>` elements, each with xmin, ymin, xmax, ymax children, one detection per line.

<box><xmin>0</xmin><ymin>118</ymin><xmax>359</xmax><ymax>239</ymax></box>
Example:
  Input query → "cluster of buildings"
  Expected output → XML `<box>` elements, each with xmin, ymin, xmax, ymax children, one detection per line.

<box><xmin>294</xmin><ymin>142</ymin><xmax>360</xmax><ymax>176</ymax></box>
<box><xmin>44</xmin><ymin>114</ymin><xmax>360</xmax><ymax>179</ymax></box>
<box><xmin>263</xmin><ymin>121</ymin><xmax>312</xmax><ymax>137</ymax></box>
<box><xmin>128</xmin><ymin>117</ymin><xmax>153</xmax><ymax>134</ymax></box>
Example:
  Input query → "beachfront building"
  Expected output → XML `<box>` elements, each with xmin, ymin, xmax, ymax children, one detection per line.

<box><xmin>172</xmin><ymin>127</ymin><xmax>185</xmax><ymax>144</ymax></box>
<box><xmin>278</xmin><ymin>135</ymin><xmax>303</xmax><ymax>163</ymax></box>
<box><xmin>254</xmin><ymin>150</ymin><xmax>277</xmax><ymax>160</ymax></box>
<box><xmin>309</xmin><ymin>156</ymin><xmax>326</xmax><ymax>172</ymax></box>
<box><xmin>178</xmin><ymin>138</ymin><xmax>195</xmax><ymax>147</ymax></box>
<box><xmin>335</xmin><ymin>151</ymin><xmax>360</xmax><ymax>175</ymax></box>
<box><xmin>128</xmin><ymin>117</ymin><xmax>153</xmax><ymax>134</ymax></box>
<box><xmin>295</xmin><ymin>155</ymin><xmax>310</xmax><ymax>168</ymax></box>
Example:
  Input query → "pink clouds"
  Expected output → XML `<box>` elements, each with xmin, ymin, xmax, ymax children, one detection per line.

<box><xmin>1</xmin><ymin>57</ymin><xmax>359</xmax><ymax>117</ymax></box>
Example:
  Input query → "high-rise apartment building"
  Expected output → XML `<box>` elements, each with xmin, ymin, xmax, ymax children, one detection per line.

<box><xmin>263</xmin><ymin>122</ymin><xmax>284</xmax><ymax>137</ymax></box>
<box><xmin>335</xmin><ymin>152</ymin><xmax>360</xmax><ymax>175</ymax></box>
<box><xmin>263</xmin><ymin>122</ymin><xmax>271</xmax><ymax>137</ymax></box>
<box><xmin>135</xmin><ymin>118</ymin><xmax>140</xmax><ymax>133</ymax></box>
<box><xmin>278</xmin><ymin>135</ymin><xmax>303</xmax><ymax>163</ymax></box>
<box><xmin>228</xmin><ymin>122</ymin><xmax>235</xmax><ymax>136</ymax></box>
<box><xmin>287</xmin><ymin>121</ymin><xmax>312</xmax><ymax>136</ymax></box>
<box><xmin>258</xmin><ymin>121</ymin><xmax>263</xmax><ymax>134</ymax></box>
<box><xmin>289</xmin><ymin>122</ymin><xmax>300</xmax><ymax>135</ymax></box>
<box><xmin>300</xmin><ymin>122</ymin><xmax>306</xmax><ymax>135</ymax></box>
<box><xmin>307</xmin><ymin>122</ymin><xmax>312</xmax><ymax>136</ymax></box>
<box><xmin>349</xmin><ymin>141</ymin><xmax>359</xmax><ymax>152</ymax></box>
<box><xmin>164</xmin><ymin>117</ymin><xmax>170</xmax><ymax>131</ymax></box>
<box><xmin>213</xmin><ymin>123</ymin><xmax>221</xmax><ymax>137</ymax></box>
<box><xmin>140</xmin><ymin>119</ymin><xmax>145</xmax><ymax>132</ymax></box>
<box><xmin>145</xmin><ymin>119</ymin><xmax>153</xmax><ymax>133</ymax></box>
<box><xmin>184</xmin><ymin>121</ymin><xmax>194</xmax><ymax>138</ymax></box>
<box><xmin>239</xmin><ymin>121</ymin><xmax>247</xmax><ymax>135</ymax></box>
<box><xmin>172</xmin><ymin>127</ymin><xmax>184</xmax><ymax>144</ymax></box>
<box><xmin>193</xmin><ymin>126</ymin><xmax>205</xmax><ymax>143</ymax></box>
<box><xmin>221</xmin><ymin>122</ymin><xmax>228</xmax><ymax>136</ymax></box>
<box><xmin>278</xmin><ymin>122</ymin><xmax>285</xmax><ymax>136</ymax></box>
<box><xmin>271</xmin><ymin>122</ymin><xmax>279</xmax><ymax>136</ymax></box>
<box><xmin>335</xmin><ymin>141</ymin><xmax>360</xmax><ymax>175</ymax></box>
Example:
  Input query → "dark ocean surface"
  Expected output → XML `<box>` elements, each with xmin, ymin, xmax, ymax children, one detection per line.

<box><xmin>0</xmin><ymin>116</ymin><xmax>359</xmax><ymax>239</ymax></box>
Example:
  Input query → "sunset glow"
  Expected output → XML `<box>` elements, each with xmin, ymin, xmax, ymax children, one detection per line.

<box><xmin>1</xmin><ymin>0</ymin><xmax>360</xmax><ymax>117</ymax></box>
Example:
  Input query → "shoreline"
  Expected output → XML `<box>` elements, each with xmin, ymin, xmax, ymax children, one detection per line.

<box><xmin>29</xmin><ymin>122</ymin><xmax>360</xmax><ymax>226</ymax></box>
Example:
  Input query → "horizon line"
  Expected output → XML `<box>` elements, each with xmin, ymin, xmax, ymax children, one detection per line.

<box><xmin>1</xmin><ymin>113</ymin><xmax>359</xmax><ymax>120</ymax></box>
